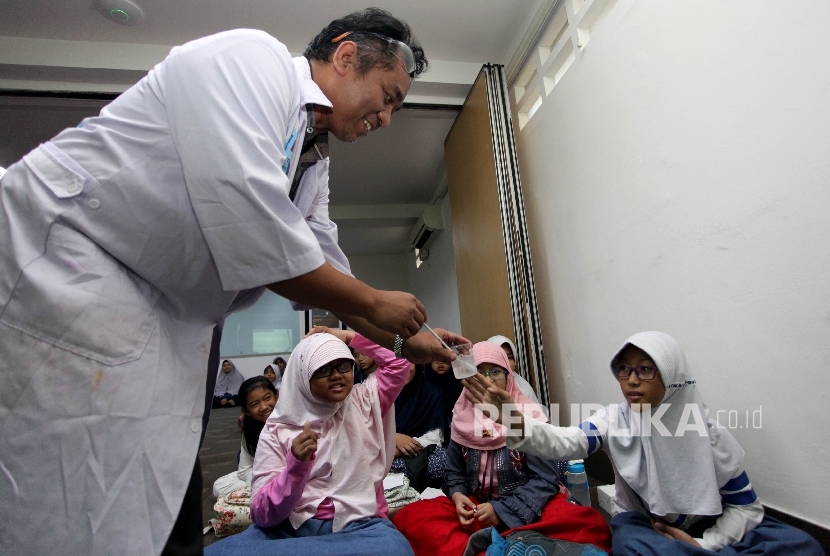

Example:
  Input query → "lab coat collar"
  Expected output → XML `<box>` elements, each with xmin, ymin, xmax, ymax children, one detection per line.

<box><xmin>293</xmin><ymin>56</ymin><xmax>332</xmax><ymax>109</ymax></box>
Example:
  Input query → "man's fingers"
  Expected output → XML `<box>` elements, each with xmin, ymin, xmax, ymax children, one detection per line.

<box><xmin>414</xmin><ymin>300</ymin><xmax>427</xmax><ymax>324</ymax></box>
<box><xmin>434</xmin><ymin>328</ymin><xmax>470</xmax><ymax>347</ymax></box>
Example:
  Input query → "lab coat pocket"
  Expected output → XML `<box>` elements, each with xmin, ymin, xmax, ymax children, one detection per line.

<box><xmin>22</xmin><ymin>143</ymin><xmax>95</xmax><ymax>199</ymax></box>
<box><xmin>0</xmin><ymin>223</ymin><xmax>158</xmax><ymax>365</ymax></box>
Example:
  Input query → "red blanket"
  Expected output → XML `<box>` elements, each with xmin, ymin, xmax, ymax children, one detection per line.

<box><xmin>393</xmin><ymin>493</ymin><xmax>612</xmax><ymax>556</ymax></box>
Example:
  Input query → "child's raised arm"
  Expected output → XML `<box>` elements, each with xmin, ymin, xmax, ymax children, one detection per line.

<box><xmin>463</xmin><ymin>373</ymin><xmax>603</xmax><ymax>461</ymax></box>
<box><xmin>349</xmin><ymin>333</ymin><xmax>410</xmax><ymax>416</ymax></box>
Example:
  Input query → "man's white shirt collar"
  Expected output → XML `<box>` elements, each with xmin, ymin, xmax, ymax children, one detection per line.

<box><xmin>293</xmin><ymin>56</ymin><xmax>332</xmax><ymax>108</ymax></box>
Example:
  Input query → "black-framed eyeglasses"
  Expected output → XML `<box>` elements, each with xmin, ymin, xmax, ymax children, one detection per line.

<box><xmin>312</xmin><ymin>360</ymin><xmax>354</xmax><ymax>380</ymax></box>
<box><xmin>479</xmin><ymin>367</ymin><xmax>507</xmax><ymax>379</ymax></box>
<box><xmin>332</xmin><ymin>31</ymin><xmax>416</xmax><ymax>76</ymax></box>
<box><xmin>612</xmin><ymin>365</ymin><xmax>660</xmax><ymax>381</ymax></box>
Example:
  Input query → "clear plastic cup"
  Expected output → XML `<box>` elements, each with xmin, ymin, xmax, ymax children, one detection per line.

<box><xmin>450</xmin><ymin>343</ymin><xmax>477</xmax><ymax>379</ymax></box>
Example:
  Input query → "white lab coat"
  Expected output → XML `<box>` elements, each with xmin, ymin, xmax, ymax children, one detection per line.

<box><xmin>0</xmin><ymin>30</ymin><xmax>349</xmax><ymax>555</ymax></box>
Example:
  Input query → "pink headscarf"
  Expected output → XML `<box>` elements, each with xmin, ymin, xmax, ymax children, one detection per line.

<box><xmin>255</xmin><ymin>333</ymin><xmax>395</xmax><ymax>532</ymax></box>
<box><xmin>451</xmin><ymin>341</ymin><xmax>548</xmax><ymax>450</ymax></box>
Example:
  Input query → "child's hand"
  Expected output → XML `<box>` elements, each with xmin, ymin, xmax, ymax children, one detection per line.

<box><xmin>305</xmin><ymin>326</ymin><xmax>355</xmax><ymax>345</ymax></box>
<box><xmin>462</xmin><ymin>374</ymin><xmax>515</xmax><ymax>424</ymax></box>
<box><xmin>652</xmin><ymin>521</ymin><xmax>701</xmax><ymax>547</ymax></box>
<box><xmin>291</xmin><ymin>422</ymin><xmax>318</xmax><ymax>462</ymax></box>
<box><xmin>451</xmin><ymin>492</ymin><xmax>476</xmax><ymax>526</ymax></box>
<box><xmin>395</xmin><ymin>433</ymin><xmax>423</xmax><ymax>457</ymax></box>
<box><xmin>473</xmin><ymin>502</ymin><xmax>500</xmax><ymax>528</ymax></box>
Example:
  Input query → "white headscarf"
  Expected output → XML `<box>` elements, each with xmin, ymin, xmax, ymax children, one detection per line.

<box><xmin>214</xmin><ymin>360</ymin><xmax>244</xmax><ymax>396</ymax></box>
<box><xmin>606</xmin><ymin>331</ymin><xmax>744</xmax><ymax>517</ymax></box>
<box><xmin>261</xmin><ymin>333</ymin><xmax>395</xmax><ymax>531</ymax></box>
<box><xmin>487</xmin><ymin>334</ymin><xmax>540</xmax><ymax>403</ymax></box>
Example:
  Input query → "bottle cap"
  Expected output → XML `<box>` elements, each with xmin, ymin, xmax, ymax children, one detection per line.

<box><xmin>567</xmin><ymin>461</ymin><xmax>585</xmax><ymax>474</ymax></box>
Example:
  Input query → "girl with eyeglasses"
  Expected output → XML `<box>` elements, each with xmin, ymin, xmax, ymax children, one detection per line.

<box><xmin>464</xmin><ymin>331</ymin><xmax>822</xmax><ymax>555</ymax></box>
<box><xmin>205</xmin><ymin>329</ymin><xmax>413</xmax><ymax>555</ymax></box>
<box><xmin>393</xmin><ymin>342</ymin><xmax>611</xmax><ymax>556</ymax></box>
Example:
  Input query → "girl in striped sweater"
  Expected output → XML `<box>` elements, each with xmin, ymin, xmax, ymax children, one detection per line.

<box><xmin>464</xmin><ymin>331</ymin><xmax>822</xmax><ymax>555</ymax></box>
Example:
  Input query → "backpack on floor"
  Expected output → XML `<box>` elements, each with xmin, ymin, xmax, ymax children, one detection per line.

<box><xmin>463</xmin><ymin>527</ymin><xmax>608</xmax><ymax>556</ymax></box>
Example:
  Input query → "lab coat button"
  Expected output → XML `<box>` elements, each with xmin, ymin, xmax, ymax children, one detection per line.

<box><xmin>67</xmin><ymin>183</ymin><xmax>80</xmax><ymax>193</ymax></box>
<box><xmin>190</xmin><ymin>421</ymin><xmax>200</xmax><ymax>433</ymax></box>
<box><xmin>306</xmin><ymin>126</ymin><xmax>314</xmax><ymax>134</ymax></box>
<box><xmin>88</xmin><ymin>199</ymin><xmax>101</xmax><ymax>209</ymax></box>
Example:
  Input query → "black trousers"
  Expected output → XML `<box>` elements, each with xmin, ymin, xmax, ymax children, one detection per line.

<box><xmin>162</xmin><ymin>322</ymin><xmax>224</xmax><ymax>555</ymax></box>
<box><xmin>161</xmin><ymin>457</ymin><xmax>203</xmax><ymax>556</ymax></box>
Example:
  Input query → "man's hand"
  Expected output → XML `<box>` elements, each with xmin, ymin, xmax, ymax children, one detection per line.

<box><xmin>474</xmin><ymin>502</ymin><xmax>500</xmax><ymax>528</ymax></box>
<box><xmin>395</xmin><ymin>433</ymin><xmax>423</xmax><ymax>457</ymax></box>
<box><xmin>652</xmin><ymin>521</ymin><xmax>701</xmax><ymax>547</ymax></box>
<box><xmin>291</xmin><ymin>422</ymin><xmax>318</xmax><ymax>462</ymax></box>
<box><xmin>367</xmin><ymin>290</ymin><xmax>426</xmax><ymax>339</ymax></box>
<box><xmin>305</xmin><ymin>325</ymin><xmax>355</xmax><ymax>345</ymax></box>
<box><xmin>401</xmin><ymin>328</ymin><xmax>471</xmax><ymax>364</ymax></box>
<box><xmin>268</xmin><ymin>264</ymin><xmax>426</xmax><ymax>339</ymax></box>
<box><xmin>462</xmin><ymin>374</ymin><xmax>516</xmax><ymax>425</ymax></box>
<box><xmin>451</xmin><ymin>492</ymin><xmax>476</xmax><ymax>527</ymax></box>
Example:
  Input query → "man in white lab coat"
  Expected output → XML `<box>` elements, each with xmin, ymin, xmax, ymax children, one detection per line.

<box><xmin>0</xmin><ymin>8</ymin><xmax>463</xmax><ymax>555</ymax></box>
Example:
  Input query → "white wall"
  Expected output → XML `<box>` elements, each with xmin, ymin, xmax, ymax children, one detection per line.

<box><xmin>406</xmin><ymin>195</ymin><xmax>463</xmax><ymax>333</ymax></box>
<box><xmin>349</xmin><ymin>253</ymin><xmax>409</xmax><ymax>292</ymax></box>
<box><xmin>516</xmin><ymin>0</ymin><xmax>830</xmax><ymax>527</ymax></box>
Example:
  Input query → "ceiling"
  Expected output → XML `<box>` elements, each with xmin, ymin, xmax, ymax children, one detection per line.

<box><xmin>0</xmin><ymin>0</ymin><xmax>547</xmax><ymax>255</ymax></box>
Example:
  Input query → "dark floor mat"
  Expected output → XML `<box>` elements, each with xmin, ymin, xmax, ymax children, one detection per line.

<box><xmin>199</xmin><ymin>406</ymin><xmax>244</xmax><ymax>547</ymax></box>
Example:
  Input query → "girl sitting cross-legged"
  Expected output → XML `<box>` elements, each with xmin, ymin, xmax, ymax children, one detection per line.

<box><xmin>465</xmin><ymin>331</ymin><xmax>823</xmax><ymax>556</ymax></box>
<box><xmin>393</xmin><ymin>342</ymin><xmax>611</xmax><ymax>556</ymax></box>
<box><xmin>213</xmin><ymin>376</ymin><xmax>279</xmax><ymax>498</ymax></box>
<box><xmin>209</xmin><ymin>376</ymin><xmax>279</xmax><ymax>537</ymax></box>
<box><xmin>205</xmin><ymin>326</ymin><xmax>463</xmax><ymax>556</ymax></box>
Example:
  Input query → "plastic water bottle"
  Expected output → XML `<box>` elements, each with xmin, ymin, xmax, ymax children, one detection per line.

<box><xmin>566</xmin><ymin>460</ymin><xmax>591</xmax><ymax>507</ymax></box>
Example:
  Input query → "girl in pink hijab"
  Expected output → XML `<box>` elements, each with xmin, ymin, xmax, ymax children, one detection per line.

<box><xmin>205</xmin><ymin>328</ymin><xmax>414</xmax><ymax>556</ymax></box>
<box><xmin>393</xmin><ymin>342</ymin><xmax>611</xmax><ymax>556</ymax></box>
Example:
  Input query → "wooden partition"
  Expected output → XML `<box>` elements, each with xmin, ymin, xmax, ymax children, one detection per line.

<box><xmin>445</xmin><ymin>73</ymin><xmax>515</xmax><ymax>345</ymax></box>
<box><xmin>445</xmin><ymin>66</ymin><xmax>549</xmax><ymax>405</ymax></box>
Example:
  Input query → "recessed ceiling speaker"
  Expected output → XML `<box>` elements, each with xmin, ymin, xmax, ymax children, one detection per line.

<box><xmin>93</xmin><ymin>0</ymin><xmax>146</xmax><ymax>26</ymax></box>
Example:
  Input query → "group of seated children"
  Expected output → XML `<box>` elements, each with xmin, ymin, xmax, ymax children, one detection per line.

<box><xmin>205</xmin><ymin>330</ymin><xmax>823</xmax><ymax>556</ymax></box>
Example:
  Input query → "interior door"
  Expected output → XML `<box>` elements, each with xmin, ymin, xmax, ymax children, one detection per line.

<box><xmin>444</xmin><ymin>65</ymin><xmax>549</xmax><ymax>405</ymax></box>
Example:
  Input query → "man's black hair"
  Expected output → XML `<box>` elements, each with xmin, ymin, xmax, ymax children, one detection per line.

<box><xmin>304</xmin><ymin>7</ymin><xmax>427</xmax><ymax>77</ymax></box>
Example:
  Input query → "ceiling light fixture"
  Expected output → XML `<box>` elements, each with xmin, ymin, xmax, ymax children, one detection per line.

<box><xmin>93</xmin><ymin>0</ymin><xmax>146</xmax><ymax>26</ymax></box>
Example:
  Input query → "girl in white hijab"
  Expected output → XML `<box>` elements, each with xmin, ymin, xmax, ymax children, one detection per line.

<box><xmin>465</xmin><ymin>331</ymin><xmax>823</xmax><ymax>555</ymax></box>
<box><xmin>204</xmin><ymin>329</ymin><xmax>415</xmax><ymax>556</ymax></box>
<box><xmin>213</xmin><ymin>359</ymin><xmax>245</xmax><ymax>408</ymax></box>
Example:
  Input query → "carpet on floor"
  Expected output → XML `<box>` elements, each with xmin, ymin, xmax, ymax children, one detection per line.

<box><xmin>199</xmin><ymin>406</ymin><xmax>245</xmax><ymax>547</ymax></box>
